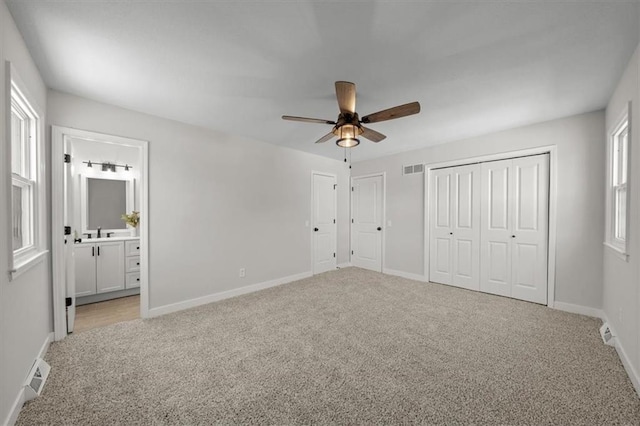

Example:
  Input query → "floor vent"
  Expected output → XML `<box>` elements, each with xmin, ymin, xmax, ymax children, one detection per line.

<box><xmin>24</xmin><ymin>358</ymin><xmax>51</xmax><ymax>402</ymax></box>
<box><xmin>403</xmin><ymin>163</ymin><xmax>424</xmax><ymax>175</ymax></box>
<box><xmin>600</xmin><ymin>322</ymin><xmax>616</xmax><ymax>347</ymax></box>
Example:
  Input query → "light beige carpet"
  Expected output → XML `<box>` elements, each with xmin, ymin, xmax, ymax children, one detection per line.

<box><xmin>17</xmin><ymin>267</ymin><xmax>640</xmax><ymax>425</ymax></box>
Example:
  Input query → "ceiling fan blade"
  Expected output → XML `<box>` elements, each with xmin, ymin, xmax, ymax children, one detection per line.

<box><xmin>314</xmin><ymin>132</ymin><xmax>335</xmax><ymax>144</ymax></box>
<box><xmin>361</xmin><ymin>101</ymin><xmax>421</xmax><ymax>124</ymax></box>
<box><xmin>360</xmin><ymin>127</ymin><xmax>386</xmax><ymax>143</ymax></box>
<box><xmin>282</xmin><ymin>115</ymin><xmax>336</xmax><ymax>125</ymax></box>
<box><xmin>335</xmin><ymin>81</ymin><xmax>356</xmax><ymax>114</ymax></box>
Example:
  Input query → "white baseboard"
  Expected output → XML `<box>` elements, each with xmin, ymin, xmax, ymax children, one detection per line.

<box><xmin>383</xmin><ymin>268</ymin><xmax>427</xmax><ymax>282</ymax></box>
<box><xmin>600</xmin><ymin>312</ymin><xmax>640</xmax><ymax>398</ymax></box>
<box><xmin>4</xmin><ymin>332</ymin><xmax>53</xmax><ymax>426</ymax></box>
<box><xmin>614</xmin><ymin>336</ymin><xmax>640</xmax><ymax>397</ymax></box>
<box><xmin>337</xmin><ymin>262</ymin><xmax>352</xmax><ymax>268</ymax></box>
<box><xmin>148</xmin><ymin>271</ymin><xmax>313</xmax><ymax>318</ymax></box>
<box><xmin>553</xmin><ymin>302</ymin><xmax>604</xmax><ymax>319</ymax></box>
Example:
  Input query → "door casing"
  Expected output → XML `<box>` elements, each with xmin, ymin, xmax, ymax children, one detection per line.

<box><xmin>51</xmin><ymin>126</ymin><xmax>149</xmax><ymax>341</ymax></box>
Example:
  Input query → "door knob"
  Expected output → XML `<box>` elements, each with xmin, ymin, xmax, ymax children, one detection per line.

<box><xmin>511</xmin><ymin>235</ymin><xmax>516</xmax><ymax>238</ymax></box>
<box><xmin>377</xmin><ymin>227</ymin><xmax>382</xmax><ymax>231</ymax></box>
<box><xmin>314</xmin><ymin>227</ymin><xmax>319</xmax><ymax>232</ymax></box>
<box><xmin>449</xmin><ymin>232</ymin><xmax>453</xmax><ymax>235</ymax></box>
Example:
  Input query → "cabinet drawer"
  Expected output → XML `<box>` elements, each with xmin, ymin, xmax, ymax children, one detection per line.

<box><xmin>126</xmin><ymin>272</ymin><xmax>141</xmax><ymax>289</ymax></box>
<box><xmin>125</xmin><ymin>240</ymin><xmax>140</xmax><ymax>257</ymax></box>
<box><xmin>126</xmin><ymin>256</ymin><xmax>140</xmax><ymax>273</ymax></box>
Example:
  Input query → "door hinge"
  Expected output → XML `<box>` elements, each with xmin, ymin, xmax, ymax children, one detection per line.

<box><xmin>64</xmin><ymin>226</ymin><xmax>71</xmax><ymax>235</ymax></box>
<box><xmin>333</xmin><ymin>184</ymin><xmax>337</xmax><ymax>190</ymax></box>
<box><xmin>351</xmin><ymin>218</ymin><xmax>354</xmax><ymax>223</ymax></box>
<box><xmin>351</xmin><ymin>187</ymin><xmax>354</xmax><ymax>191</ymax></box>
<box><xmin>351</xmin><ymin>250</ymin><xmax>354</xmax><ymax>255</ymax></box>
<box><xmin>333</xmin><ymin>219</ymin><xmax>336</xmax><ymax>224</ymax></box>
<box><xmin>64</xmin><ymin>153</ymin><xmax>71</xmax><ymax>163</ymax></box>
<box><xmin>333</xmin><ymin>253</ymin><xmax>336</xmax><ymax>258</ymax></box>
<box><xmin>65</xmin><ymin>297</ymin><xmax>72</xmax><ymax>307</ymax></box>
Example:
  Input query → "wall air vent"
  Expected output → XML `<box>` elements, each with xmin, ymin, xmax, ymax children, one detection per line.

<box><xmin>403</xmin><ymin>163</ymin><xmax>424</xmax><ymax>175</ymax></box>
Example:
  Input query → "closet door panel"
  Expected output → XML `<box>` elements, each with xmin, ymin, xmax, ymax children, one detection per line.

<box><xmin>511</xmin><ymin>155</ymin><xmax>549</xmax><ymax>304</ymax></box>
<box><xmin>480</xmin><ymin>160</ymin><xmax>512</xmax><ymax>297</ymax></box>
<box><xmin>452</xmin><ymin>164</ymin><xmax>481</xmax><ymax>290</ymax></box>
<box><xmin>429</xmin><ymin>170</ymin><xmax>453</xmax><ymax>285</ymax></box>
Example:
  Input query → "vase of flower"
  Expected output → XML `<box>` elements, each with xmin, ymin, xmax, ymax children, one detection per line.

<box><xmin>121</xmin><ymin>211</ymin><xmax>140</xmax><ymax>237</ymax></box>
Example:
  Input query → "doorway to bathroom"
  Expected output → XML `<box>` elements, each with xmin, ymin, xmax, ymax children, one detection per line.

<box><xmin>52</xmin><ymin>127</ymin><xmax>149</xmax><ymax>339</ymax></box>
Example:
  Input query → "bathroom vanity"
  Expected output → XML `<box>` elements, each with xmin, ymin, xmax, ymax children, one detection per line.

<box><xmin>74</xmin><ymin>237</ymin><xmax>140</xmax><ymax>305</ymax></box>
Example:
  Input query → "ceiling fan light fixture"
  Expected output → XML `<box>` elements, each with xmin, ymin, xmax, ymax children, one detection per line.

<box><xmin>336</xmin><ymin>137</ymin><xmax>360</xmax><ymax>148</ymax></box>
<box><xmin>336</xmin><ymin>124</ymin><xmax>360</xmax><ymax>148</ymax></box>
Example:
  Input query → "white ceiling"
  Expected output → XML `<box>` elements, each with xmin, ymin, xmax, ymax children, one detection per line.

<box><xmin>6</xmin><ymin>1</ymin><xmax>639</xmax><ymax>162</ymax></box>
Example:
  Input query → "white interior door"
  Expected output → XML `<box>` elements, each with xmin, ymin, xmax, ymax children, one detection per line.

<box><xmin>64</xmin><ymin>140</ymin><xmax>76</xmax><ymax>333</ymax></box>
<box><xmin>480</xmin><ymin>154</ymin><xmax>549</xmax><ymax>304</ymax></box>
<box><xmin>510</xmin><ymin>155</ymin><xmax>549</xmax><ymax>304</ymax></box>
<box><xmin>312</xmin><ymin>173</ymin><xmax>337</xmax><ymax>274</ymax></box>
<box><xmin>429</xmin><ymin>169</ymin><xmax>453</xmax><ymax>285</ymax></box>
<box><xmin>351</xmin><ymin>175</ymin><xmax>383</xmax><ymax>272</ymax></box>
<box><xmin>451</xmin><ymin>165</ymin><xmax>481</xmax><ymax>290</ymax></box>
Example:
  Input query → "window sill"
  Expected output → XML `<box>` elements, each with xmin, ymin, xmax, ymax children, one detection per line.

<box><xmin>10</xmin><ymin>250</ymin><xmax>49</xmax><ymax>281</ymax></box>
<box><xmin>603</xmin><ymin>242</ymin><xmax>629</xmax><ymax>262</ymax></box>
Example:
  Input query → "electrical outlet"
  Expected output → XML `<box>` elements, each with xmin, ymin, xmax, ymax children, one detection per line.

<box><xmin>239</xmin><ymin>268</ymin><xmax>246</xmax><ymax>278</ymax></box>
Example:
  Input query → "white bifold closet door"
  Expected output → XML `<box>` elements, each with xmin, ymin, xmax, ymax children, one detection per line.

<box><xmin>480</xmin><ymin>154</ymin><xmax>549</xmax><ymax>304</ymax></box>
<box><xmin>429</xmin><ymin>164</ymin><xmax>481</xmax><ymax>290</ymax></box>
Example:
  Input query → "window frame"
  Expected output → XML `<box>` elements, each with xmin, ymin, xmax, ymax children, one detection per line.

<box><xmin>7</xmin><ymin>64</ymin><xmax>47</xmax><ymax>279</ymax></box>
<box><xmin>604</xmin><ymin>104</ymin><xmax>631</xmax><ymax>260</ymax></box>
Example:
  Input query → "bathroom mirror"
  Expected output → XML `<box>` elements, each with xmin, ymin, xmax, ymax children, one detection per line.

<box><xmin>80</xmin><ymin>174</ymin><xmax>135</xmax><ymax>234</ymax></box>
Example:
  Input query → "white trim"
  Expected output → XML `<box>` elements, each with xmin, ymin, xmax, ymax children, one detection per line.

<box><xmin>615</xmin><ymin>340</ymin><xmax>640</xmax><ymax>398</ymax></box>
<box><xmin>603</xmin><ymin>242</ymin><xmax>630</xmax><ymax>262</ymax></box>
<box><xmin>311</xmin><ymin>171</ymin><xmax>338</xmax><ymax>275</ymax></box>
<box><xmin>147</xmin><ymin>271</ymin><xmax>312</xmax><ymax>318</ymax></box>
<box><xmin>337</xmin><ymin>262</ymin><xmax>352</xmax><ymax>268</ymax></box>
<box><xmin>423</xmin><ymin>145</ymin><xmax>558</xmax><ymax>308</ymax></box>
<box><xmin>9</xmin><ymin>250</ymin><xmax>48</xmax><ymax>280</ymax></box>
<box><xmin>600</xmin><ymin>313</ymin><xmax>640</xmax><ymax>397</ymax></box>
<box><xmin>350</xmin><ymin>172</ymin><xmax>386</xmax><ymax>273</ymax></box>
<box><xmin>4</xmin><ymin>332</ymin><xmax>53</xmax><ymax>426</ymax></box>
<box><xmin>51</xmin><ymin>126</ymin><xmax>149</xmax><ymax>341</ymax></box>
<box><xmin>605</xmin><ymin>103</ymin><xmax>631</xmax><ymax>254</ymax></box>
<box><xmin>6</xmin><ymin>62</ymin><xmax>47</xmax><ymax>283</ymax></box>
<box><xmin>553</xmin><ymin>302</ymin><xmax>604</xmax><ymax>319</ymax></box>
<box><xmin>383</xmin><ymin>268</ymin><xmax>427</xmax><ymax>282</ymax></box>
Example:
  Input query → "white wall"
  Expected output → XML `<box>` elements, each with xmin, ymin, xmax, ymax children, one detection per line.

<box><xmin>0</xmin><ymin>2</ymin><xmax>52</xmax><ymax>424</ymax></box>
<box><xmin>603</xmin><ymin>45</ymin><xmax>640</xmax><ymax>389</ymax></box>
<box><xmin>47</xmin><ymin>90</ymin><xmax>350</xmax><ymax>310</ymax></box>
<box><xmin>352</xmin><ymin>110</ymin><xmax>606</xmax><ymax>309</ymax></box>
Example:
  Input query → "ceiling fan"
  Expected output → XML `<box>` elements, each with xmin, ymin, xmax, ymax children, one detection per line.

<box><xmin>282</xmin><ymin>81</ymin><xmax>421</xmax><ymax>148</ymax></box>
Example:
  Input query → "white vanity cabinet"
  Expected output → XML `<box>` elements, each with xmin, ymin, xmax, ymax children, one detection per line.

<box><xmin>74</xmin><ymin>239</ymin><xmax>135</xmax><ymax>297</ymax></box>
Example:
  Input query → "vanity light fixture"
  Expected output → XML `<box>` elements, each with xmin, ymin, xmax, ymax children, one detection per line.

<box><xmin>83</xmin><ymin>160</ymin><xmax>132</xmax><ymax>172</ymax></box>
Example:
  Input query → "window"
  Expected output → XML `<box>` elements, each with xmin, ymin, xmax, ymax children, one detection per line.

<box><xmin>9</xmin><ymin>75</ymin><xmax>45</xmax><ymax>276</ymax></box>
<box><xmin>606</xmin><ymin>107</ymin><xmax>630</xmax><ymax>256</ymax></box>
